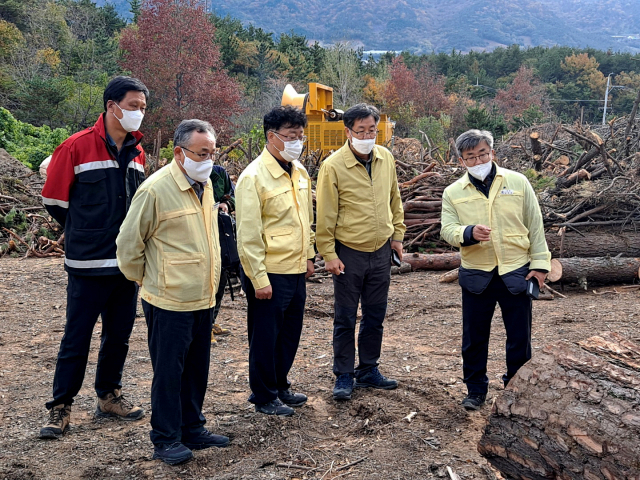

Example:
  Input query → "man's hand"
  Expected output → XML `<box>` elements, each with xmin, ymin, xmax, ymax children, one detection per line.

<box><xmin>255</xmin><ymin>285</ymin><xmax>272</xmax><ymax>300</ymax></box>
<box><xmin>219</xmin><ymin>202</ymin><xmax>229</xmax><ymax>213</ymax></box>
<box><xmin>326</xmin><ymin>258</ymin><xmax>345</xmax><ymax>275</ymax></box>
<box><xmin>306</xmin><ymin>259</ymin><xmax>315</xmax><ymax>279</ymax></box>
<box><xmin>391</xmin><ymin>240</ymin><xmax>403</xmax><ymax>262</ymax></box>
<box><xmin>472</xmin><ymin>224</ymin><xmax>492</xmax><ymax>242</ymax></box>
<box><xmin>526</xmin><ymin>270</ymin><xmax>546</xmax><ymax>289</ymax></box>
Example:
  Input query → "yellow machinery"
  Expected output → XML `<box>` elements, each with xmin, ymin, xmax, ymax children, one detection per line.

<box><xmin>281</xmin><ymin>83</ymin><xmax>394</xmax><ymax>155</ymax></box>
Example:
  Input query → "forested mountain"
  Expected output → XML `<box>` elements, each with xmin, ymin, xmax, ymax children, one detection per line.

<box><xmin>97</xmin><ymin>0</ymin><xmax>640</xmax><ymax>53</ymax></box>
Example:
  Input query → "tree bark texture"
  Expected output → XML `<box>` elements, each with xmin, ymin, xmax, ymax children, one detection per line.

<box><xmin>545</xmin><ymin>231</ymin><xmax>640</xmax><ymax>258</ymax></box>
<box><xmin>547</xmin><ymin>257</ymin><xmax>640</xmax><ymax>285</ymax></box>
<box><xmin>403</xmin><ymin>253</ymin><xmax>460</xmax><ymax>271</ymax></box>
<box><xmin>478</xmin><ymin>332</ymin><xmax>640</xmax><ymax>480</ymax></box>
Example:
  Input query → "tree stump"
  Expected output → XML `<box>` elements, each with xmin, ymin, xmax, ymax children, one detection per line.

<box><xmin>547</xmin><ymin>257</ymin><xmax>640</xmax><ymax>287</ymax></box>
<box><xmin>478</xmin><ymin>332</ymin><xmax>640</xmax><ymax>480</ymax></box>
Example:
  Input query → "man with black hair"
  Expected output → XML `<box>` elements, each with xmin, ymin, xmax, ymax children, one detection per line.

<box><xmin>236</xmin><ymin>105</ymin><xmax>315</xmax><ymax>416</ymax></box>
<box><xmin>117</xmin><ymin>119</ymin><xmax>229</xmax><ymax>465</ymax></box>
<box><xmin>316</xmin><ymin>103</ymin><xmax>406</xmax><ymax>401</ymax></box>
<box><xmin>40</xmin><ymin>76</ymin><xmax>148</xmax><ymax>439</ymax></box>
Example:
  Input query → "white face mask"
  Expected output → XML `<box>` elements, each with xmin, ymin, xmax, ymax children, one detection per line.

<box><xmin>350</xmin><ymin>137</ymin><xmax>376</xmax><ymax>155</ymax></box>
<box><xmin>181</xmin><ymin>149</ymin><xmax>213</xmax><ymax>183</ymax></box>
<box><xmin>113</xmin><ymin>102</ymin><xmax>144</xmax><ymax>132</ymax></box>
<box><xmin>273</xmin><ymin>133</ymin><xmax>303</xmax><ymax>162</ymax></box>
<box><xmin>467</xmin><ymin>161</ymin><xmax>493</xmax><ymax>181</ymax></box>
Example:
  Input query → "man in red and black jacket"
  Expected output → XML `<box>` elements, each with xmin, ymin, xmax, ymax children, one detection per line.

<box><xmin>39</xmin><ymin>76</ymin><xmax>149</xmax><ymax>439</ymax></box>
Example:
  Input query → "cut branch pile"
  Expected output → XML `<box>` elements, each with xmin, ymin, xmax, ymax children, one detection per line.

<box><xmin>0</xmin><ymin>149</ymin><xmax>63</xmax><ymax>258</ymax></box>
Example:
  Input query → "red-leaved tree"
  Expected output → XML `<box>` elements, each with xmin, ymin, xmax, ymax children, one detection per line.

<box><xmin>119</xmin><ymin>0</ymin><xmax>242</xmax><ymax>145</ymax></box>
<box><xmin>383</xmin><ymin>57</ymin><xmax>449</xmax><ymax>136</ymax></box>
<box><xmin>492</xmin><ymin>65</ymin><xmax>545</xmax><ymax>122</ymax></box>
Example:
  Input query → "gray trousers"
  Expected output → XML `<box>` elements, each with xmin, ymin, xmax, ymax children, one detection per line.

<box><xmin>332</xmin><ymin>240</ymin><xmax>391</xmax><ymax>377</ymax></box>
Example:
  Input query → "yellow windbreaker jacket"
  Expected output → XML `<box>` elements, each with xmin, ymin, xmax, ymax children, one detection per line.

<box><xmin>316</xmin><ymin>142</ymin><xmax>405</xmax><ymax>261</ymax></box>
<box><xmin>116</xmin><ymin>160</ymin><xmax>221</xmax><ymax>312</ymax></box>
<box><xmin>441</xmin><ymin>163</ymin><xmax>551</xmax><ymax>274</ymax></box>
<box><xmin>235</xmin><ymin>148</ymin><xmax>315</xmax><ymax>290</ymax></box>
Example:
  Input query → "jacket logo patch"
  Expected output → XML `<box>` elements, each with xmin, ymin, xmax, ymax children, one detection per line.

<box><xmin>299</xmin><ymin>178</ymin><xmax>308</xmax><ymax>189</ymax></box>
<box><xmin>500</xmin><ymin>188</ymin><xmax>514</xmax><ymax>195</ymax></box>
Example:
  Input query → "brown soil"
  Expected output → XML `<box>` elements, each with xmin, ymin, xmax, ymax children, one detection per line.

<box><xmin>1</xmin><ymin>258</ymin><xmax>639</xmax><ymax>480</ymax></box>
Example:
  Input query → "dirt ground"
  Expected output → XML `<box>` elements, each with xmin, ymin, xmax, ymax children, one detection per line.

<box><xmin>1</xmin><ymin>258</ymin><xmax>639</xmax><ymax>480</ymax></box>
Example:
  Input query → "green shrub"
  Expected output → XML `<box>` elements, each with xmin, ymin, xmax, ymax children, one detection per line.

<box><xmin>0</xmin><ymin>107</ymin><xmax>69</xmax><ymax>170</ymax></box>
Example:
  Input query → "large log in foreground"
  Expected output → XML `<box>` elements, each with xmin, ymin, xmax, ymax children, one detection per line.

<box><xmin>545</xmin><ymin>231</ymin><xmax>640</xmax><ymax>258</ymax></box>
<box><xmin>478</xmin><ymin>332</ymin><xmax>640</xmax><ymax>480</ymax></box>
<box><xmin>548</xmin><ymin>257</ymin><xmax>640</xmax><ymax>286</ymax></box>
<box><xmin>403</xmin><ymin>252</ymin><xmax>461</xmax><ymax>271</ymax></box>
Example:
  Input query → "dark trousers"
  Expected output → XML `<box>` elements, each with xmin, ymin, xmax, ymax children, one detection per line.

<box><xmin>46</xmin><ymin>273</ymin><xmax>137</xmax><ymax>409</ymax></box>
<box><xmin>212</xmin><ymin>269</ymin><xmax>228</xmax><ymax>322</ymax></box>
<box><xmin>461</xmin><ymin>272</ymin><xmax>532</xmax><ymax>395</ymax></box>
<box><xmin>241</xmin><ymin>272</ymin><xmax>306</xmax><ymax>405</ymax></box>
<box><xmin>332</xmin><ymin>240</ymin><xmax>391</xmax><ymax>378</ymax></box>
<box><xmin>142</xmin><ymin>300</ymin><xmax>213</xmax><ymax>446</ymax></box>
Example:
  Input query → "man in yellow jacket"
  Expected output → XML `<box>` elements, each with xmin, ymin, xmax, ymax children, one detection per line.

<box><xmin>236</xmin><ymin>106</ymin><xmax>315</xmax><ymax>416</ymax></box>
<box><xmin>116</xmin><ymin>120</ymin><xmax>228</xmax><ymax>465</ymax></box>
<box><xmin>441</xmin><ymin>129</ymin><xmax>551</xmax><ymax>411</ymax></box>
<box><xmin>316</xmin><ymin>104</ymin><xmax>406</xmax><ymax>401</ymax></box>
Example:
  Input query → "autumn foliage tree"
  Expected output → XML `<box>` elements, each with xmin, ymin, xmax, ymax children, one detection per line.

<box><xmin>382</xmin><ymin>57</ymin><xmax>449</xmax><ymax>136</ymax></box>
<box><xmin>492</xmin><ymin>65</ymin><xmax>546</xmax><ymax>123</ymax></box>
<box><xmin>119</xmin><ymin>0</ymin><xmax>241</xmax><ymax>144</ymax></box>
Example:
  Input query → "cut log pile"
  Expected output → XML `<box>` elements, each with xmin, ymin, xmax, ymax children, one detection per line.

<box><xmin>478</xmin><ymin>331</ymin><xmax>640</xmax><ymax>480</ymax></box>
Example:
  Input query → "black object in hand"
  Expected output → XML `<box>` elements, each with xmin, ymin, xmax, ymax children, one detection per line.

<box><xmin>527</xmin><ymin>278</ymin><xmax>540</xmax><ymax>299</ymax></box>
<box><xmin>391</xmin><ymin>249</ymin><xmax>402</xmax><ymax>267</ymax></box>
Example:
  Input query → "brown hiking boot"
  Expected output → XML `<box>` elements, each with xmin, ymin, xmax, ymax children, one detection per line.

<box><xmin>95</xmin><ymin>389</ymin><xmax>144</xmax><ymax>421</ymax></box>
<box><xmin>39</xmin><ymin>404</ymin><xmax>71</xmax><ymax>439</ymax></box>
<box><xmin>212</xmin><ymin>324</ymin><xmax>231</xmax><ymax>336</ymax></box>
<box><xmin>210</xmin><ymin>332</ymin><xmax>218</xmax><ymax>344</ymax></box>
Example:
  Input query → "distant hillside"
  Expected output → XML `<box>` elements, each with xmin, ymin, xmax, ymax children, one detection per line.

<box><xmin>97</xmin><ymin>0</ymin><xmax>640</xmax><ymax>53</ymax></box>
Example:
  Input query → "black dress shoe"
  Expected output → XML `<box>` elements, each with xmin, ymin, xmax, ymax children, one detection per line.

<box><xmin>152</xmin><ymin>442</ymin><xmax>193</xmax><ymax>465</ymax></box>
<box><xmin>461</xmin><ymin>394</ymin><xmax>486</xmax><ymax>411</ymax></box>
<box><xmin>183</xmin><ymin>429</ymin><xmax>230</xmax><ymax>450</ymax></box>
<box><xmin>278</xmin><ymin>389</ymin><xmax>307</xmax><ymax>407</ymax></box>
<box><xmin>255</xmin><ymin>398</ymin><xmax>294</xmax><ymax>416</ymax></box>
<box><xmin>354</xmin><ymin>367</ymin><xmax>398</xmax><ymax>390</ymax></box>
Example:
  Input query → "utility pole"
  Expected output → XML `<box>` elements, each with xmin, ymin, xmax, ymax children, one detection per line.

<box><xmin>602</xmin><ymin>73</ymin><xmax>612</xmax><ymax>125</ymax></box>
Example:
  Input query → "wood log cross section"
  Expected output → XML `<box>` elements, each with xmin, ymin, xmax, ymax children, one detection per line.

<box><xmin>478</xmin><ymin>332</ymin><xmax>640</xmax><ymax>480</ymax></box>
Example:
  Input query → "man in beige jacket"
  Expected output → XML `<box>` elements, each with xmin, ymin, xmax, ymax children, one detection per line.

<box><xmin>117</xmin><ymin>119</ymin><xmax>226</xmax><ymax>465</ymax></box>
<box><xmin>236</xmin><ymin>106</ymin><xmax>315</xmax><ymax>417</ymax></box>
<box><xmin>316</xmin><ymin>104</ymin><xmax>406</xmax><ymax>401</ymax></box>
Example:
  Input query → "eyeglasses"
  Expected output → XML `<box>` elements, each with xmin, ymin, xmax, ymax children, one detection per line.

<box><xmin>462</xmin><ymin>152</ymin><xmax>492</xmax><ymax>165</ymax></box>
<box><xmin>181</xmin><ymin>146</ymin><xmax>215</xmax><ymax>160</ymax></box>
<box><xmin>349</xmin><ymin>128</ymin><xmax>379</xmax><ymax>140</ymax></box>
<box><xmin>272</xmin><ymin>131</ymin><xmax>307</xmax><ymax>143</ymax></box>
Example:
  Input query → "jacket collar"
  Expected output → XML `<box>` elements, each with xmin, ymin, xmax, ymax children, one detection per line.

<box><xmin>93</xmin><ymin>113</ymin><xmax>144</xmax><ymax>146</ymax></box>
<box><xmin>339</xmin><ymin>141</ymin><xmax>380</xmax><ymax>169</ymax></box>
<box><xmin>460</xmin><ymin>162</ymin><xmax>503</xmax><ymax>189</ymax></box>
<box><xmin>261</xmin><ymin>147</ymin><xmax>293</xmax><ymax>179</ymax></box>
<box><xmin>169</xmin><ymin>158</ymin><xmax>193</xmax><ymax>192</ymax></box>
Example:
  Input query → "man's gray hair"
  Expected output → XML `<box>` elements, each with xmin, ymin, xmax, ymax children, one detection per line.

<box><xmin>174</xmin><ymin>119</ymin><xmax>216</xmax><ymax>147</ymax></box>
<box><xmin>455</xmin><ymin>129</ymin><xmax>493</xmax><ymax>157</ymax></box>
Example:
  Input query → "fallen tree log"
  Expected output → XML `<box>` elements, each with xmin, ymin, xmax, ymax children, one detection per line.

<box><xmin>439</xmin><ymin>268</ymin><xmax>459</xmax><ymax>283</ymax></box>
<box><xmin>478</xmin><ymin>332</ymin><xmax>640</xmax><ymax>480</ymax></box>
<box><xmin>545</xmin><ymin>231</ymin><xmax>640</xmax><ymax>258</ymax></box>
<box><xmin>403</xmin><ymin>253</ymin><xmax>460</xmax><ymax>271</ymax></box>
<box><xmin>547</xmin><ymin>257</ymin><xmax>640</xmax><ymax>287</ymax></box>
